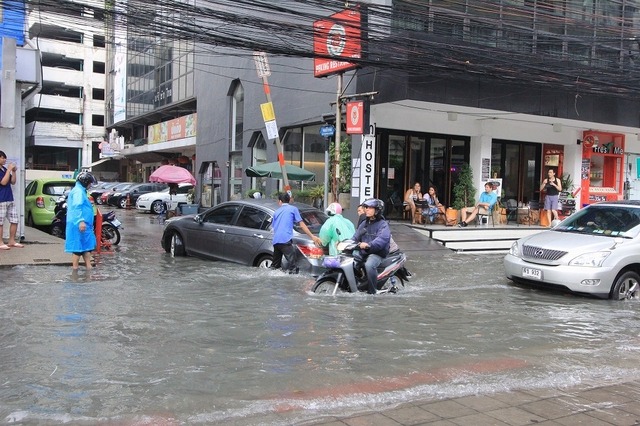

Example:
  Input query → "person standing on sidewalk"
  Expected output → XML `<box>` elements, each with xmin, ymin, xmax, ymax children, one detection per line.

<box><xmin>65</xmin><ymin>171</ymin><xmax>97</xmax><ymax>270</ymax></box>
<box><xmin>540</xmin><ymin>168</ymin><xmax>562</xmax><ymax>226</ymax></box>
<box><xmin>271</xmin><ymin>192</ymin><xmax>322</xmax><ymax>274</ymax></box>
<box><xmin>0</xmin><ymin>151</ymin><xmax>23</xmax><ymax>250</ymax></box>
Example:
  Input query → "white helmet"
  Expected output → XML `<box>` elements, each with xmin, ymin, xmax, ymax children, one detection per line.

<box><xmin>326</xmin><ymin>202</ymin><xmax>342</xmax><ymax>216</ymax></box>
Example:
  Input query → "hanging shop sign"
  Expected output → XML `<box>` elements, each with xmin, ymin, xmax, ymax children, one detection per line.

<box><xmin>346</xmin><ymin>101</ymin><xmax>364</xmax><ymax>134</ymax></box>
<box><xmin>313</xmin><ymin>9</ymin><xmax>361</xmax><ymax>78</ymax></box>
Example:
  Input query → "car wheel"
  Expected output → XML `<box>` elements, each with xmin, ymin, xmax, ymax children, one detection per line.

<box><xmin>96</xmin><ymin>196</ymin><xmax>103</xmax><ymax>205</ymax></box>
<box><xmin>256</xmin><ymin>255</ymin><xmax>273</xmax><ymax>268</ymax></box>
<box><xmin>26</xmin><ymin>212</ymin><xmax>34</xmax><ymax>227</ymax></box>
<box><xmin>151</xmin><ymin>200</ymin><xmax>164</xmax><ymax>214</ymax></box>
<box><xmin>611</xmin><ymin>271</ymin><xmax>640</xmax><ymax>300</ymax></box>
<box><xmin>119</xmin><ymin>197</ymin><xmax>128</xmax><ymax>209</ymax></box>
<box><xmin>170</xmin><ymin>232</ymin><xmax>185</xmax><ymax>257</ymax></box>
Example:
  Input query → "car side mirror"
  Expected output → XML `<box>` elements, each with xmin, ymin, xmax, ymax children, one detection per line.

<box><xmin>194</xmin><ymin>214</ymin><xmax>202</xmax><ymax>224</ymax></box>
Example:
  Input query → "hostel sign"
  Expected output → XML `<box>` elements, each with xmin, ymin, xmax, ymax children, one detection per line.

<box><xmin>313</xmin><ymin>9</ymin><xmax>361</xmax><ymax>78</ymax></box>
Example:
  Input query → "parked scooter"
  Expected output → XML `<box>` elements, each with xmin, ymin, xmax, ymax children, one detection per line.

<box><xmin>311</xmin><ymin>240</ymin><xmax>412</xmax><ymax>295</ymax></box>
<box><xmin>50</xmin><ymin>194</ymin><xmax>122</xmax><ymax>246</ymax></box>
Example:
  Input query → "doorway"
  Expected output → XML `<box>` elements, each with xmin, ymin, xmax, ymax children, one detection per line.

<box><xmin>491</xmin><ymin>141</ymin><xmax>542</xmax><ymax>206</ymax></box>
<box><xmin>378</xmin><ymin>131</ymin><xmax>469</xmax><ymax>219</ymax></box>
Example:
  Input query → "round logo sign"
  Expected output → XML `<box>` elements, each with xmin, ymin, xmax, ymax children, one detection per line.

<box><xmin>583</xmin><ymin>135</ymin><xmax>596</xmax><ymax>148</ymax></box>
<box><xmin>327</xmin><ymin>24</ymin><xmax>346</xmax><ymax>56</ymax></box>
<box><xmin>349</xmin><ymin>104</ymin><xmax>360</xmax><ymax>126</ymax></box>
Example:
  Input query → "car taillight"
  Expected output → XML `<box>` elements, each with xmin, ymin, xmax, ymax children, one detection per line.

<box><xmin>36</xmin><ymin>196</ymin><xmax>45</xmax><ymax>208</ymax></box>
<box><xmin>297</xmin><ymin>243</ymin><xmax>324</xmax><ymax>259</ymax></box>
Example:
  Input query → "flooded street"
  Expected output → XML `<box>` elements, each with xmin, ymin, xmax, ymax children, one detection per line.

<box><xmin>1</xmin><ymin>209</ymin><xmax>640</xmax><ymax>425</ymax></box>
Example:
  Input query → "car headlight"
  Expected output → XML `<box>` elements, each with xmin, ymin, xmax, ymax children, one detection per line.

<box><xmin>569</xmin><ymin>251</ymin><xmax>611</xmax><ymax>267</ymax></box>
<box><xmin>509</xmin><ymin>241</ymin><xmax>520</xmax><ymax>257</ymax></box>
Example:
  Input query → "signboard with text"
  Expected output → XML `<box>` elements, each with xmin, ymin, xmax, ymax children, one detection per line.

<box><xmin>313</xmin><ymin>9</ymin><xmax>361</xmax><ymax>78</ymax></box>
<box><xmin>346</xmin><ymin>101</ymin><xmax>364</xmax><ymax>134</ymax></box>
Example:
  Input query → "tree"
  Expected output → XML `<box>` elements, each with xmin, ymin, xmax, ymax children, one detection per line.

<box><xmin>452</xmin><ymin>163</ymin><xmax>476</xmax><ymax>210</ymax></box>
<box><xmin>329</xmin><ymin>136</ymin><xmax>351</xmax><ymax>196</ymax></box>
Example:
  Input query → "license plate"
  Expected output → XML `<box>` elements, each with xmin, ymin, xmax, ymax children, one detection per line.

<box><xmin>522</xmin><ymin>267</ymin><xmax>542</xmax><ymax>280</ymax></box>
<box><xmin>111</xmin><ymin>218</ymin><xmax>121</xmax><ymax>227</ymax></box>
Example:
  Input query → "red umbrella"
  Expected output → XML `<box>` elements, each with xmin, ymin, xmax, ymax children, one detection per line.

<box><xmin>149</xmin><ymin>165</ymin><xmax>196</xmax><ymax>185</ymax></box>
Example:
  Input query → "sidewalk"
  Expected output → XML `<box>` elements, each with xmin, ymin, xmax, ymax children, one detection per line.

<box><xmin>309</xmin><ymin>379</ymin><xmax>640</xmax><ymax>425</ymax></box>
<box><xmin>0</xmin><ymin>226</ymin><xmax>70</xmax><ymax>267</ymax></box>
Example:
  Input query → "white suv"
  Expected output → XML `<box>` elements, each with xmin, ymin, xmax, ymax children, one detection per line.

<box><xmin>135</xmin><ymin>183</ymin><xmax>193</xmax><ymax>213</ymax></box>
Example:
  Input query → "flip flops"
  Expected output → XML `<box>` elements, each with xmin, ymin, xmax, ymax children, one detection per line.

<box><xmin>0</xmin><ymin>244</ymin><xmax>9</xmax><ymax>250</ymax></box>
<box><xmin>9</xmin><ymin>243</ymin><xmax>24</xmax><ymax>248</ymax></box>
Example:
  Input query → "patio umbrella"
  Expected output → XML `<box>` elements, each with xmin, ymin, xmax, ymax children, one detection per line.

<box><xmin>149</xmin><ymin>165</ymin><xmax>196</xmax><ymax>185</ymax></box>
<box><xmin>245</xmin><ymin>162</ymin><xmax>315</xmax><ymax>181</ymax></box>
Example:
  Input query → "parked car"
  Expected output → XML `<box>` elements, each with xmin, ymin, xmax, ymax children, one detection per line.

<box><xmin>107</xmin><ymin>182</ymin><xmax>168</xmax><ymax>209</ymax></box>
<box><xmin>25</xmin><ymin>178</ymin><xmax>75</xmax><ymax>228</ymax></box>
<box><xmin>90</xmin><ymin>181</ymin><xmax>120</xmax><ymax>205</ymax></box>
<box><xmin>161</xmin><ymin>199</ymin><xmax>327</xmax><ymax>273</ymax></box>
<box><xmin>100</xmin><ymin>182</ymin><xmax>134</xmax><ymax>206</ymax></box>
<box><xmin>504</xmin><ymin>200</ymin><xmax>640</xmax><ymax>300</ymax></box>
<box><xmin>136</xmin><ymin>183</ymin><xmax>193</xmax><ymax>214</ymax></box>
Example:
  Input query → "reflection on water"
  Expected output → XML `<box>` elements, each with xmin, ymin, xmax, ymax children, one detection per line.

<box><xmin>1</xmin><ymin>211</ymin><xmax>640</xmax><ymax>424</ymax></box>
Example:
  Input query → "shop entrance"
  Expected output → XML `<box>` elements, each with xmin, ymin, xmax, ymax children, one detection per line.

<box><xmin>491</xmin><ymin>141</ymin><xmax>542</xmax><ymax>207</ymax></box>
<box><xmin>378</xmin><ymin>130</ymin><xmax>469</xmax><ymax>220</ymax></box>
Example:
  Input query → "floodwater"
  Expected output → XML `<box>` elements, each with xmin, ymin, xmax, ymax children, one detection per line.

<box><xmin>1</xmin><ymin>209</ymin><xmax>640</xmax><ymax>425</ymax></box>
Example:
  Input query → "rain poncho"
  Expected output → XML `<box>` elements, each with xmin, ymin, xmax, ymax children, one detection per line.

<box><xmin>318</xmin><ymin>214</ymin><xmax>356</xmax><ymax>256</ymax></box>
<box><xmin>65</xmin><ymin>181</ymin><xmax>96</xmax><ymax>253</ymax></box>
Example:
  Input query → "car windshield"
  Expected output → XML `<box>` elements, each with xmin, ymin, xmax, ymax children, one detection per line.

<box><xmin>554</xmin><ymin>205</ymin><xmax>640</xmax><ymax>238</ymax></box>
<box><xmin>295</xmin><ymin>210</ymin><xmax>328</xmax><ymax>234</ymax></box>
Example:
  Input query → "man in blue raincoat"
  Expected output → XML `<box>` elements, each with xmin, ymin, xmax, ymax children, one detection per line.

<box><xmin>65</xmin><ymin>171</ymin><xmax>97</xmax><ymax>270</ymax></box>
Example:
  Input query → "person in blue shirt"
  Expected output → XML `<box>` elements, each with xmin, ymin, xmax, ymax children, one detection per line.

<box><xmin>458</xmin><ymin>182</ymin><xmax>498</xmax><ymax>227</ymax></box>
<box><xmin>352</xmin><ymin>198</ymin><xmax>391</xmax><ymax>294</ymax></box>
<box><xmin>65</xmin><ymin>171</ymin><xmax>97</xmax><ymax>270</ymax></box>
<box><xmin>271</xmin><ymin>192</ymin><xmax>322</xmax><ymax>274</ymax></box>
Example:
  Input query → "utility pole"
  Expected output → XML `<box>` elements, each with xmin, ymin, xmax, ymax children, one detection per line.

<box><xmin>333</xmin><ymin>73</ymin><xmax>343</xmax><ymax>202</ymax></box>
<box><xmin>253</xmin><ymin>52</ymin><xmax>290</xmax><ymax>193</ymax></box>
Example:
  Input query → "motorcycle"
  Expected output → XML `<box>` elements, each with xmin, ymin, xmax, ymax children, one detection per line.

<box><xmin>51</xmin><ymin>194</ymin><xmax>122</xmax><ymax>246</ymax></box>
<box><xmin>312</xmin><ymin>240</ymin><xmax>412</xmax><ymax>295</ymax></box>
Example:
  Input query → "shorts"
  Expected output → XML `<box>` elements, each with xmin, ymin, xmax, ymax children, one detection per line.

<box><xmin>544</xmin><ymin>195</ymin><xmax>559</xmax><ymax>210</ymax></box>
<box><xmin>0</xmin><ymin>201</ymin><xmax>18</xmax><ymax>224</ymax></box>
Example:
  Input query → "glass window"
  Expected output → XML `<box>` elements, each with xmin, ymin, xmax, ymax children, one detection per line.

<box><xmin>236</xmin><ymin>206</ymin><xmax>270</xmax><ymax>230</ymax></box>
<box><xmin>231</xmin><ymin>83</ymin><xmax>244</xmax><ymax>152</ymax></box>
<box><xmin>203</xmin><ymin>205</ymin><xmax>239</xmax><ymax>225</ymax></box>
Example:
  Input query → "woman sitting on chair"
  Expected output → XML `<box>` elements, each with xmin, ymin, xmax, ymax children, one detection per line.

<box><xmin>404</xmin><ymin>182</ymin><xmax>422</xmax><ymax>224</ymax></box>
<box><xmin>422</xmin><ymin>185</ymin><xmax>446</xmax><ymax>224</ymax></box>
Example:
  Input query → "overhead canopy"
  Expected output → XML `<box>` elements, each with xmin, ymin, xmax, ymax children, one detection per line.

<box><xmin>149</xmin><ymin>165</ymin><xmax>196</xmax><ymax>185</ymax></box>
<box><xmin>245</xmin><ymin>162</ymin><xmax>315</xmax><ymax>181</ymax></box>
<box><xmin>82</xmin><ymin>157</ymin><xmax>120</xmax><ymax>169</ymax></box>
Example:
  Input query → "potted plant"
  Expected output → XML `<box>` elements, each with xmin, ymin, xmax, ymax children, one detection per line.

<box><xmin>559</xmin><ymin>173</ymin><xmax>574</xmax><ymax>195</ymax></box>
<box><xmin>450</xmin><ymin>163</ymin><xmax>476</xmax><ymax>225</ymax></box>
<box><xmin>308</xmin><ymin>185</ymin><xmax>325</xmax><ymax>209</ymax></box>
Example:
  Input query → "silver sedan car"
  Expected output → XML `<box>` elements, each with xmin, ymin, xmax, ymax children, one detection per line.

<box><xmin>504</xmin><ymin>200</ymin><xmax>640</xmax><ymax>300</ymax></box>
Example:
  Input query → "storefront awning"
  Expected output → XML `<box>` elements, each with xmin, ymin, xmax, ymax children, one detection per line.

<box><xmin>82</xmin><ymin>157</ymin><xmax>117</xmax><ymax>169</ymax></box>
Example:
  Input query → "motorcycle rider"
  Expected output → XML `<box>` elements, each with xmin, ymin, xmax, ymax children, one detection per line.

<box><xmin>352</xmin><ymin>198</ymin><xmax>391</xmax><ymax>294</ymax></box>
<box><xmin>318</xmin><ymin>202</ymin><xmax>356</xmax><ymax>256</ymax></box>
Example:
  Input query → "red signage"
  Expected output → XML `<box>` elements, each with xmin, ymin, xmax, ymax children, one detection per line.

<box><xmin>313</xmin><ymin>9</ymin><xmax>361</xmax><ymax>78</ymax></box>
<box><xmin>346</xmin><ymin>101</ymin><xmax>364</xmax><ymax>134</ymax></box>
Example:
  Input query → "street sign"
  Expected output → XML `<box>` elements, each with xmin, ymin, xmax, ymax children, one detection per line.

<box><xmin>253</xmin><ymin>51</ymin><xmax>271</xmax><ymax>78</ymax></box>
<box><xmin>320</xmin><ymin>125</ymin><xmax>335</xmax><ymax>138</ymax></box>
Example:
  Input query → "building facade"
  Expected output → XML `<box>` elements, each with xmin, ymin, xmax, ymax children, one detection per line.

<box><xmin>25</xmin><ymin>0</ymin><xmax>108</xmax><ymax>179</ymax></box>
<box><xmin>106</xmin><ymin>0</ymin><xmax>640</xmax><ymax>221</ymax></box>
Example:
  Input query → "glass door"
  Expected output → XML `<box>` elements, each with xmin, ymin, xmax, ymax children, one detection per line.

<box><xmin>492</xmin><ymin>141</ymin><xmax>542</xmax><ymax>206</ymax></box>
